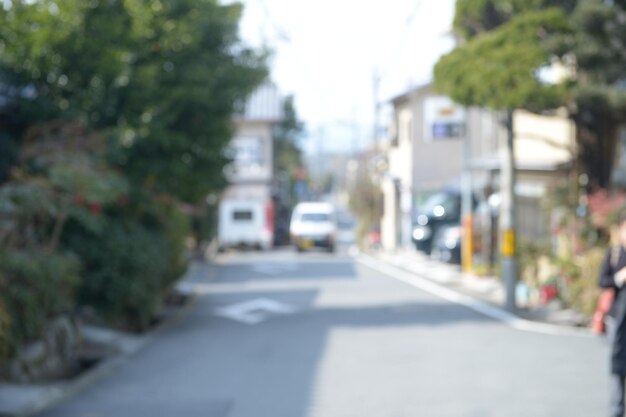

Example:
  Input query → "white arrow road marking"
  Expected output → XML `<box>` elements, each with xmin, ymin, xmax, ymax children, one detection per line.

<box><xmin>214</xmin><ymin>298</ymin><xmax>297</xmax><ymax>325</ymax></box>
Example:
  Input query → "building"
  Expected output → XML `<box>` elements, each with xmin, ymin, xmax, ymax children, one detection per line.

<box><xmin>217</xmin><ymin>82</ymin><xmax>284</xmax><ymax>249</ymax></box>
<box><xmin>379</xmin><ymin>83</ymin><xmax>577</xmax><ymax>254</ymax></box>
<box><xmin>380</xmin><ymin>84</ymin><xmax>469</xmax><ymax>251</ymax></box>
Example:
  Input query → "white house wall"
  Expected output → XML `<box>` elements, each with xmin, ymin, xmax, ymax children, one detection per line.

<box><xmin>411</xmin><ymin>92</ymin><xmax>464</xmax><ymax>194</ymax></box>
<box><xmin>382</xmin><ymin>106</ymin><xmax>415</xmax><ymax>250</ymax></box>
<box><xmin>513</xmin><ymin>109</ymin><xmax>575</xmax><ymax>168</ymax></box>
<box><xmin>224</xmin><ymin>121</ymin><xmax>274</xmax><ymax>184</ymax></box>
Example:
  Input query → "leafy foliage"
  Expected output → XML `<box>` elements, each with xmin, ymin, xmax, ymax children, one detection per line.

<box><xmin>0</xmin><ymin>132</ymin><xmax>18</xmax><ymax>183</ymax></box>
<box><xmin>349</xmin><ymin>153</ymin><xmax>384</xmax><ymax>245</ymax></box>
<box><xmin>437</xmin><ymin>0</ymin><xmax>626</xmax><ymax>189</ymax></box>
<box><xmin>273</xmin><ymin>95</ymin><xmax>304</xmax><ymax>203</ymax></box>
<box><xmin>64</xmin><ymin>215</ymin><xmax>168</xmax><ymax>331</ymax></box>
<box><xmin>0</xmin><ymin>124</ymin><xmax>129</xmax><ymax>252</ymax></box>
<box><xmin>59</xmin><ymin>185</ymin><xmax>190</xmax><ymax>330</ymax></box>
<box><xmin>0</xmin><ymin>250</ymin><xmax>80</xmax><ymax>359</ymax></box>
<box><xmin>436</xmin><ymin>8</ymin><xmax>570</xmax><ymax>111</ymax></box>
<box><xmin>0</xmin><ymin>0</ymin><xmax>265</xmax><ymax>362</ymax></box>
<box><xmin>453</xmin><ymin>0</ymin><xmax>577</xmax><ymax>40</ymax></box>
<box><xmin>0</xmin><ymin>0</ymin><xmax>268</xmax><ymax>202</ymax></box>
<box><xmin>273</xmin><ymin>95</ymin><xmax>304</xmax><ymax>174</ymax></box>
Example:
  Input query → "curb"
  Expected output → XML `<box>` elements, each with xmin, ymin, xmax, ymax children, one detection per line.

<box><xmin>357</xmin><ymin>253</ymin><xmax>595</xmax><ymax>338</ymax></box>
<box><xmin>6</xmin><ymin>294</ymin><xmax>198</xmax><ymax>417</ymax></box>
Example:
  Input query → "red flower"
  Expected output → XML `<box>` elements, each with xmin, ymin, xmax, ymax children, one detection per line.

<box><xmin>88</xmin><ymin>202</ymin><xmax>102</xmax><ymax>215</ymax></box>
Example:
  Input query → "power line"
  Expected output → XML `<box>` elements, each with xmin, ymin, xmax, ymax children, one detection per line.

<box><xmin>254</xmin><ymin>0</ymin><xmax>291</xmax><ymax>42</ymax></box>
<box><xmin>246</xmin><ymin>0</ymin><xmax>328</xmax><ymax>127</ymax></box>
<box><xmin>380</xmin><ymin>0</ymin><xmax>425</xmax><ymax>80</ymax></box>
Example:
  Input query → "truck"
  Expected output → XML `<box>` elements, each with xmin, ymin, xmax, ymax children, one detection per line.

<box><xmin>217</xmin><ymin>187</ymin><xmax>274</xmax><ymax>251</ymax></box>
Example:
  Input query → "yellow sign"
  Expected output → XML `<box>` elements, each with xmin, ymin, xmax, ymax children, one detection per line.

<box><xmin>501</xmin><ymin>229</ymin><xmax>516</xmax><ymax>257</ymax></box>
<box><xmin>462</xmin><ymin>214</ymin><xmax>474</xmax><ymax>273</ymax></box>
<box><xmin>438</xmin><ymin>107</ymin><xmax>456</xmax><ymax>116</ymax></box>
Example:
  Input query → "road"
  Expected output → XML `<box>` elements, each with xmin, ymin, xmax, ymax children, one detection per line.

<box><xmin>40</xmin><ymin>247</ymin><xmax>610</xmax><ymax>417</ymax></box>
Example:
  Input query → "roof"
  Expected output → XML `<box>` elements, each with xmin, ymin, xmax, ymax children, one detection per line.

<box><xmin>236</xmin><ymin>82</ymin><xmax>284</xmax><ymax>123</ymax></box>
<box><xmin>388</xmin><ymin>83</ymin><xmax>432</xmax><ymax>105</ymax></box>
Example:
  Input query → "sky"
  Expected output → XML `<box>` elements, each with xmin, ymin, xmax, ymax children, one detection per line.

<box><xmin>230</xmin><ymin>0</ymin><xmax>457</xmax><ymax>154</ymax></box>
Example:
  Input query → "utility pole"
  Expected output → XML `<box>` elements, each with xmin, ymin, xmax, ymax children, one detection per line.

<box><xmin>461</xmin><ymin>108</ymin><xmax>474</xmax><ymax>272</ymax></box>
<box><xmin>500</xmin><ymin>109</ymin><xmax>518</xmax><ymax>311</ymax></box>
<box><xmin>351</xmin><ymin>107</ymin><xmax>359</xmax><ymax>157</ymax></box>
<box><xmin>316</xmin><ymin>126</ymin><xmax>325</xmax><ymax>198</ymax></box>
<box><xmin>372</xmin><ymin>69</ymin><xmax>381</xmax><ymax>149</ymax></box>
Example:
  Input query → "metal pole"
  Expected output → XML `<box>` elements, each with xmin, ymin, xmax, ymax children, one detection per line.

<box><xmin>461</xmin><ymin>108</ymin><xmax>474</xmax><ymax>272</ymax></box>
<box><xmin>372</xmin><ymin>70</ymin><xmax>381</xmax><ymax>149</ymax></box>
<box><xmin>500</xmin><ymin>108</ymin><xmax>518</xmax><ymax>311</ymax></box>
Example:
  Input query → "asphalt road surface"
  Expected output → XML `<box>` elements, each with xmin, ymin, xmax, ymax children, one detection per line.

<box><xmin>40</xmin><ymin>247</ymin><xmax>610</xmax><ymax>417</ymax></box>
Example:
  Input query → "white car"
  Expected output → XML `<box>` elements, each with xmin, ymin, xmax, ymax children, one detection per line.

<box><xmin>289</xmin><ymin>202</ymin><xmax>336</xmax><ymax>252</ymax></box>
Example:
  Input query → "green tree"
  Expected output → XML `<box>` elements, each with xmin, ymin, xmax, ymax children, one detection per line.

<box><xmin>436</xmin><ymin>0</ymin><xmax>626</xmax><ymax>189</ymax></box>
<box><xmin>435</xmin><ymin>5</ymin><xmax>570</xmax><ymax>112</ymax></box>
<box><xmin>273</xmin><ymin>95</ymin><xmax>304</xmax><ymax>205</ymax></box>
<box><xmin>0</xmin><ymin>0</ymin><xmax>268</xmax><ymax>202</ymax></box>
<box><xmin>273</xmin><ymin>96</ymin><xmax>304</xmax><ymax>174</ymax></box>
<box><xmin>566</xmin><ymin>1</ymin><xmax>626</xmax><ymax>189</ymax></box>
<box><xmin>433</xmin><ymin>1</ymin><xmax>574</xmax><ymax>309</ymax></box>
<box><xmin>348</xmin><ymin>153</ymin><xmax>383</xmax><ymax>245</ymax></box>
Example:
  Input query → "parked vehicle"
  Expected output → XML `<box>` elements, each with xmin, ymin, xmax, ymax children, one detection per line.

<box><xmin>412</xmin><ymin>189</ymin><xmax>464</xmax><ymax>259</ymax></box>
<box><xmin>290</xmin><ymin>202</ymin><xmax>336</xmax><ymax>252</ymax></box>
<box><xmin>430</xmin><ymin>224</ymin><xmax>462</xmax><ymax>264</ymax></box>
<box><xmin>218</xmin><ymin>199</ymin><xmax>273</xmax><ymax>250</ymax></box>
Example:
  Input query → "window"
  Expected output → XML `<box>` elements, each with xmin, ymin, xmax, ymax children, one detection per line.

<box><xmin>420</xmin><ymin>192</ymin><xmax>460</xmax><ymax>218</ymax></box>
<box><xmin>233</xmin><ymin>211</ymin><xmax>253</xmax><ymax>221</ymax></box>
<box><xmin>300</xmin><ymin>213</ymin><xmax>330</xmax><ymax>222</ymax></box>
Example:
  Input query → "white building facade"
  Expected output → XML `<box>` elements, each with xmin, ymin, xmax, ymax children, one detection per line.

<box><xmin>217</xmin><ymin>83</ymin><xmax>284</xmax><ymax>249</ymax></box>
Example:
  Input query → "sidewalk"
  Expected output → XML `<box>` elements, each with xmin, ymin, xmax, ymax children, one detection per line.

<box><xmin>0</xmin><ymin>326</ymin><xmax>145</xmax><ymax>417</ymax></box>
<box><xmin>0</xmin><ymin>263</ymin><xmax>203</xmax><ymax>417</ymax></box>
<box><xmin>372</xmin><ymin>248</ymin><xmax>588</xmax><ymax>328</ymax></box>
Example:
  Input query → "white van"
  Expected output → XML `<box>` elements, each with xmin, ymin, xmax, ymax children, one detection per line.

<box><xmin>289</xmin><ymin>202</ymin><xmax>336</xmax><ymax>252</ymax></box>
<box><xmin>218</xmin><ymin>199</ymin><xmax>273</xmax><ymax>250</ymax></box>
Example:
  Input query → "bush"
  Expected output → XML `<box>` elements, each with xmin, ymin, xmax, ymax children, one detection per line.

<box><xmin>0</xmin><ymin>300</ymin><xmax>11</xmax><ymax>361</ymax></box>
<box><xmin>158</xmin><ymin>204</ymin><xmax>191</xmax><ymax>288</ymax></box>
<box><xmin>566</xmin><ymin>247</ymin><xmax>606</xmax><ymax>317</ymax></box>
<box><xmin>64</xmin><ymin>216</ymin><xmax>169</xmax><ymax>331</ymax></box>
<box><xmin>0</xmin><ymin>250</ymin><xmax>80</xmax><ymax>359</ymax></box>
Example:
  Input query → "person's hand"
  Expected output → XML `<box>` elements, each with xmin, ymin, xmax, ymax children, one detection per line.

<box><xmin>615</xmin><ymin>267</ymin><xmax>626</xmax><ymax>287</ymax></box>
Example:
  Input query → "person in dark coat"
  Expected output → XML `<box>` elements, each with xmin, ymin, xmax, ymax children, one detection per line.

<box><xmin>599</xmin><ymin>213</ymin><xmax>626</xmax><ymax>417</ymax></box>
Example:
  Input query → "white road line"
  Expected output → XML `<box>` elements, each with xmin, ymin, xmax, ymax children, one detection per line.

<box><xmin>357</xmin><ymin>253</ymin><xmax>595</xmax><ymax>338</ymax></box>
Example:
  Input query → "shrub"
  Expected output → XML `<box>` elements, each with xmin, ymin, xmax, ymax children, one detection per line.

<box><xmin>0</xmin><ymin>300</ymin><xmax>11</xmax><ymax>361</ymax></box>
<box><xmin>64</xmin><ymin>216</ymin><xmax>169</xmax><ymax>331</ymax></box>
<box><xmin>105</xmin><ymin>191</ymin><xmax>191</xmax><ymax>289</ymax></box>
<box><xmin>158</xmin><ymin>204</ymin><xmax>191</xmax><ymax>289</ymax></box>
<box><xmin>0</xmin><ymin>250</ymin><xmax>80</xmax><ymax>359</ymax></box>
<box><xmin>566</xmin><ymin>247</ymin><xmax>606</xmax><ymax>317</ymax></box>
